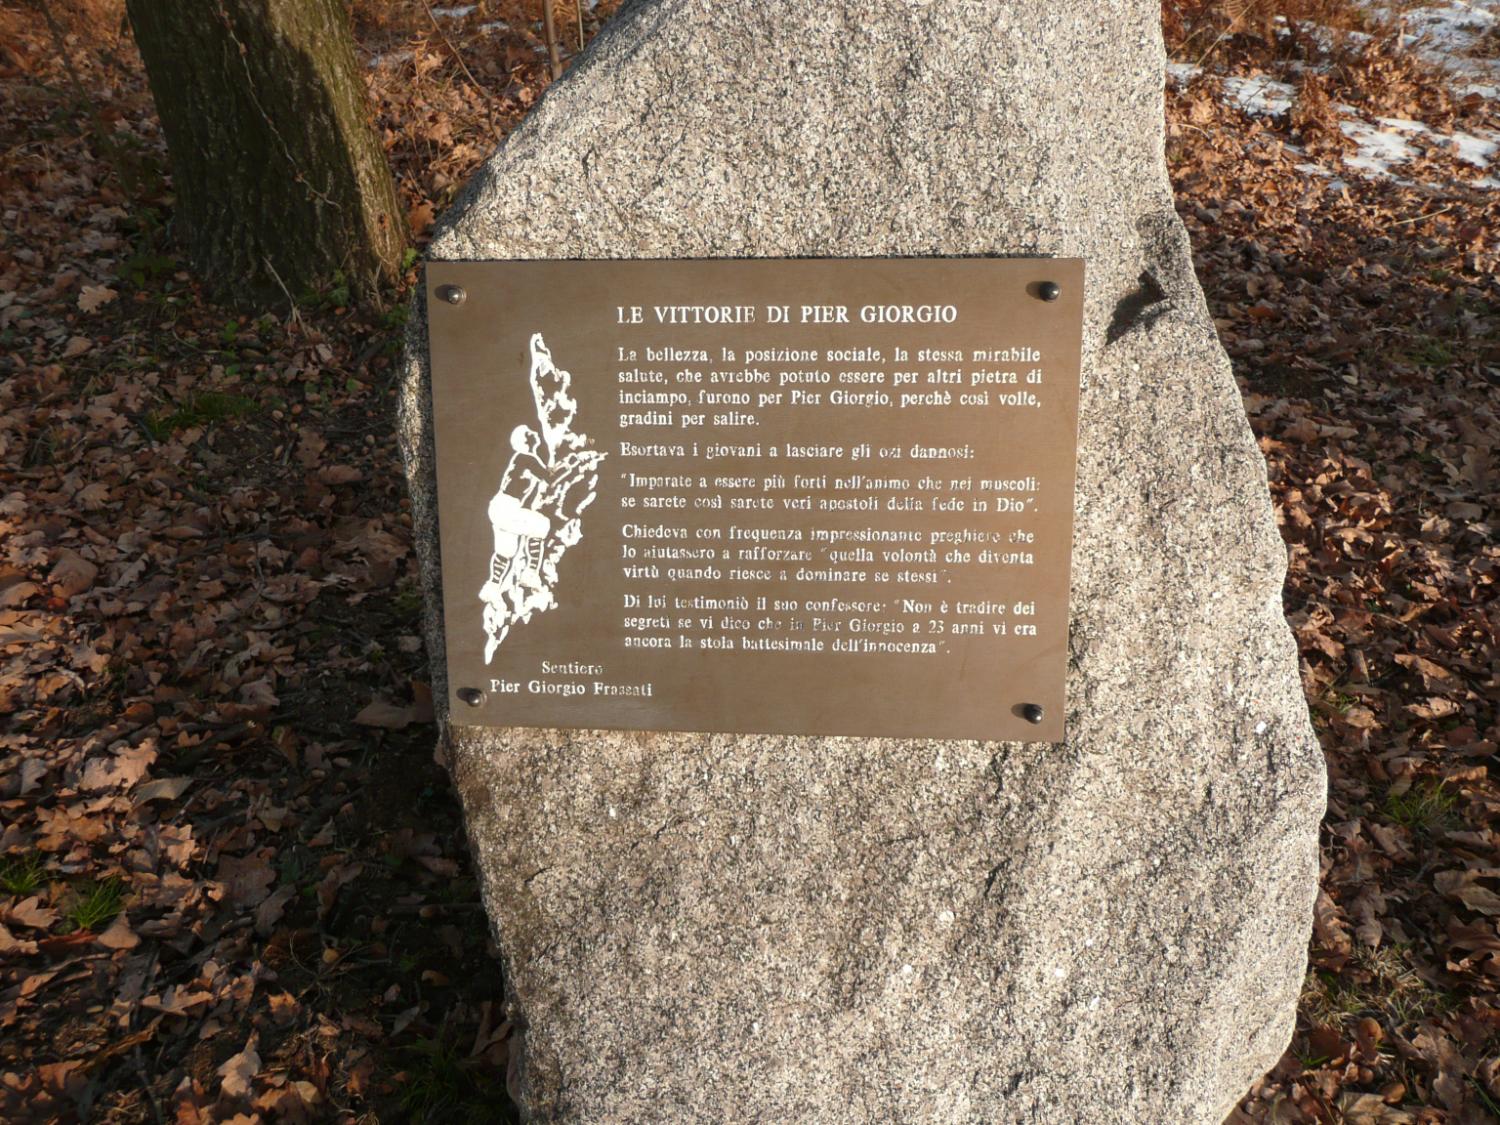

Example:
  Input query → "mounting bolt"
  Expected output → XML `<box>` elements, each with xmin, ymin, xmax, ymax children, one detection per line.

<box><xmin>437</xmin><ymin>284</ymin><xmax>466</xmax><ymax>306</ymax></box>
<box><xmin>457</xmin><ymin>686</ymin><xmax>485</xmax><ymax>708</ymax></box>
<box><xmin>1037</xmin><ymin>281</ymin><xmax>1060</xmax><ymax>302</ymax></box>
<box><xmin>1021</xmin><ymin>703</ymin><xmax>1045</xmax><ymax>725</ymax></box>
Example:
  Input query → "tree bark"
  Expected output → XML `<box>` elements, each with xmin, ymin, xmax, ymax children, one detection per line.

<box><xmin>126</xmin><ymin>0</ymin><xmax>405</xmax><ymax>307</ymax></box>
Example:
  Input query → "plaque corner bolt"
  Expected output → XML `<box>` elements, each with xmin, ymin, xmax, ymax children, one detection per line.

<box><xmin>457</xmin><ymin>686</ymin><xmax>485</xmax><ymax>708</ymax></box>
<box><xmin>1021</xmin><ymin>703</ymin><xmax>1045</xmax><ymax>725</ymax></box>
<box><xmin>436</xmin><ymin>284</ymin><xmax>467</xmax><ymax>306</ymax></box>
<box><xmin>1037</xmin><ymin>281</ymin><xmax>1061</xmax><ymax>302</ymax></box>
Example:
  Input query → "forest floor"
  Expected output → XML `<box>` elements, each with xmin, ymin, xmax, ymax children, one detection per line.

<box><xmin>0</xmin><ymin>1</ymin><xmax>1495</xmax><ymax>1122</ymax></box>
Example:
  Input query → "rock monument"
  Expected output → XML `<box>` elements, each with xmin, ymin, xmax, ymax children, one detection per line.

<box><xmin>398</xmin><ymin>1</ymin><xmax>1326</xmax><ymax>1121</ymax></box>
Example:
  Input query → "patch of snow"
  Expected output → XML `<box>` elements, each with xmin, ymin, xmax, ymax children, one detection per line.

<box><xmin>367</xmin><ymin>49</ymin><xmax>413</xmax><ymax>69</ymax></box>
<box><xmin>1375</xmin><ymin>1</ymin><xmax>1500</xmax><ymax>97</ymax></box>
<box><xmin>1375</xmin><ymin>114</ymin><xmax>1500</xmax><ymax>167</ymax></box>
<box><xmin>1169</xmin><ymin>53</ymin><xmax>1500</xmax><ymax>190</ymax></box>
<box><xmin>431</xmin><ymin>4</ymin><xmax>476</xmax><ymax>17</ymax></box>
<box><xmin>1452</xmin><ymin>129</ymin><xmax>1500</xmax><ymax>165</ymax></box>
<box><xmin>1399</xmin><ymin>1</ymin><xmax>1497</xmax><ymax>50</ymax></box>
<box><xmin>1220</xmin><ymin>74</ymin><xmax>1298</xmax><ymax>116</ymax></box>
<box><xmin>1340</xmin><ymin>119</ymin><xmax>1421</xmax><ymax>175</ymax></box>
<box><xmin>1167</xmin><ymin>65</ymin><xmax>1296</xmax><ymax>116</ymax></box>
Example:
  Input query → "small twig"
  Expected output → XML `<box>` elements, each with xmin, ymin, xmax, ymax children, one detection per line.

<box><xmin>542</xmin><ymin>0</ymin><xmax>563</xmax><ymax>80</ymax></box>
<box><xmin>1389</xmin><ymin>204</ymin><xmax>1455</xmax><ymax>226</ymax></box>
<box><xmin>262</xmin><ymin>257</ymin><xmax>306</xmax><ymax>333</ymax></box>
<box><xmin>1192</xmin><ymin>26</ymin><xmax>1233</xmax><ymax>71</ymax></box>
<box><xmin>33</xmin><ymin>2</ymin><xmax>91</xmax><ymax>113</ymax></box>
<box><xmin>385</xmin><ymin>901</ymin><xmax>486</xmax><ymax>915</ymax></box>
<box><xmin>132</xmin><ymin>1047</ymin><xmax>166</xmax><ymax>1125</ymax></box>
<box><xmin>418</xmin><ymin>0</ymin><xmax>488</xmax><ymax>93</ymax></box>
<box><xmin>576</xmin><ymin>0</ymin><xmax>585</xmax><ymax>51</ymax></box>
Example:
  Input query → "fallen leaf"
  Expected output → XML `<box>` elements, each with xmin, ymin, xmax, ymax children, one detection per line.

<box><xmin>295</xmin><ymin>428</ymin><xmax>327</xmax><ymax>468</ymax></box>
<box><xmin>316</xmin><ymin>862</ymin><xmax>363</xmax><ymax>920</ymax></box>
<box><xmin>0</xmin><ymin>581</ymin><xmax>39</xmax><ymax>608</ymax></box>
<box><xmin>407</xmin><ymin>198</ymin><xmax>436</xmax><ymax>234</ymax></box>
<box><xmin>141</xmin><ymin>986</ymin><xmax>214</xmax><ymax>1016</ymax></box>
<box><xmin>37</xmin><ymin>1059</ymin><xmax>87</xmax><ymax>1098</ymax></box>
<box><xmin>77</xmin><ymin>284</ymin><xmax>117</xmax><ymax>313</ymax></box>
<box><xmin>317</xmin><ymin>464</ymin><xmax>363</xmax><ymax>485</ymax></box>
<box><xmin>0</xmin><ymin>922</ymin><xmax>37</xmax><ymax>956</ymax></box>
<box><xmin>1435</xmin><ymin>869</ymin><xmax>1500</xmax><ymax>916</ymax></box>
<box><xmin>254</xmin><ymin>886</ymin><xmax>296</xmax><ymax>937</ymax></box>
<box><xmin>48</xmin><ymin>548</ymin><xmax>98</xmax><ymax>597</ymax></box>
<box><xmin>18</xmin><ymin>758</ymin><xmax>47</xmax><ymax>796</ymax></box>
<box><xmin>353</xmin><ymin>699</ymin><xmax>420</xmax><ymax>729</ymax></box>
<box><xmin>3</xmin><ymin>896</ymin><xmax>59</xmax><ymax>931</ymax></box>
<box><xmin>79</xmin><ymin>741</ymin><xmax>157</xmax><ymax>792</ymax></box>
<box><xmin>96</xmin><ymin>914</ymin><xmax>139</xmax><ymax>950</ymax></box>
<box><xmin>267</xmin><ymin>992</ymin><xmax>301</xmax><ymax>1025</ymax></box>
<box><xmin>217</xmin><ymin>853</ymin><xmax>275</xmax><ymax>910</ymax></box>
<box><xmin>216</xmin><ymin>1033</ymin><xmax>260</xmax><ymax>1100</ymax></box>
<box><xmin>134</xmin><ymin>776</ymin><xmax>192</xmax><ymax>804</ymax></box>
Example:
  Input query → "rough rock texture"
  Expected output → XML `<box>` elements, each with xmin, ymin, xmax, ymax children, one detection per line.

<box><xmin>396</xmin><ymin>2</ymin><xmax>1327</xmax><ymax>1121</ymax></box>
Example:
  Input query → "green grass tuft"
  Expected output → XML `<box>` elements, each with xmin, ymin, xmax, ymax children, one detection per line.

<box><xmin>0</xmin><ymin>853</ymin><xmax>47</xmax><ymax>896</ymax></box>
<box><xmin>1302</xmin><ymin>945</ymin><xmax>1454</xmax><ymax>1031</ymax></box>
<box><xmin>399</xmin><ymin>1037</ymin><xmax>514</xmax><ymax>1124</ymax></box>
<box><xmin>64</xmin><ymin>876</ymin><xmax>125</xmax><ymax>932</ymax></box>
<box><xmin>144</xmin><ymin>391</ymin><xmax>258</xmax><ymax>441</ymax></box>
<box><xmin>1382</xmin><ymin>780</ymin><xmax>1458</xmax><ymax>833</ymax></box>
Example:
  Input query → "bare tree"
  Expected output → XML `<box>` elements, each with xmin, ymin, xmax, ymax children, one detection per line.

<box><xmin>126</xmin><ymin>0</ymin><xmax>406</xmax><ymax>306</ymax></box>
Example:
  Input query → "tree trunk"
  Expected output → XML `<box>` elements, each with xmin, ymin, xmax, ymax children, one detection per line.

<box><xmin>125</xmin><ymin>0</ymin><xmax>405</xmax><ymax>307</ymax></box>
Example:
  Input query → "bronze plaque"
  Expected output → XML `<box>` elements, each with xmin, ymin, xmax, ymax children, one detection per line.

<box><xmin>426</xmin><ymin>258</ymin><xmax>1083</xmax><ymax>741</ymax></box>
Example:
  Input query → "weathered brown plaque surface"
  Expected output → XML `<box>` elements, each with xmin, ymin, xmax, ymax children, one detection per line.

<box><xmin>426</xmin><ymin>258</ymin><xmax>1082</xmax><ymax>741</ymax></box>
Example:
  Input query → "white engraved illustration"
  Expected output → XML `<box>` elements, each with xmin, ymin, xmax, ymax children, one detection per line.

<box><xmin>479</xmin><ymin>333</ymin><xmax>606</xmax><ymax>663</ymax></box>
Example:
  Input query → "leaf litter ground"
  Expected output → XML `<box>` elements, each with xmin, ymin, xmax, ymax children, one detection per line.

<box><xmin>0</xmin><ymin>1</ymin><xmax>1496</xmax><ymax>1122</ymax></box>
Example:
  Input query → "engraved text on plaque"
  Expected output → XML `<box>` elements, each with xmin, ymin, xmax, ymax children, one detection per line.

<box><xmin>426</xmin><ymin>259</ymin><xmax>1084</xmax><ymax>741</ymax></box>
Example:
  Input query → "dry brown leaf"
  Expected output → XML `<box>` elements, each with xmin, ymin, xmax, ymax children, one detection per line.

<box><xmin>316</xmin><ymin>862</ymin><xmax>364</xmax><ymax>920</ymax></box>
<box><xmin>216</xmin><ymin>1033</ymin><xmax>260</xmax><ymax>1100</ymax></box>
<box><xmin>1406</xmin><ymin>696</ymin><xmax>1462</xmax><ymax>721</ymax></box>
<box><xmin>0</xmin><ymin>581</ymin><xmax>39</xmax><ymax>608</ymax></box>
<box><xmin>48</xmin><ymin>548</ymin><xmax>98</xmax><ymax>597</ymax></box>
<box><xmin>216</xmin><ymin>853</ymin><xmax>275</xmax><ymax>910</ymax></box>
<box><xmin>317</xmin><ymin>464</ymin><xmax>363</xmax><ymax>485</ymax></box>
<box><xmin>134</xmin><ymin>776</ymin><xmax>192</xmax><ymax>804</ymax></box>
<box><xmin>1435</xmin><ymin>869</ymin><xmax>1500</xmax><ymax>916</ymax></box>
<box><xmin>141</xmin><ymin>986</ymin><xmax>214</xmax><ymax>1016</ymax></box>
<box><xmin>80</xmin><ymin>742</ymin><xmax>157</xmax><ymax>792</ymax></box>
<box><xmin>77</xmin><ymin>284</ymin><xmax>117</xmax><ymax>313</ymax></box>
<box><xmin>3</xmin><ymin>896</ymin><xmax>59</xmax><ymax>931</ymax></box>
<box><xmin>1394</xmin><ymin>652</ymin><xmax>1458</xmax><ymax>691</ymax></box>
<box><xmin>18</xmin><ymin>758</ymin><xmax>47</xmax><ymax>796</ymax></box>
<box><xmin>96</xmin><ymin>914</ymin><xmax>139</xmax><ymax>950</ymax></box>
<box><xmin>353</xmin><ymin>698</ymin><xmax>421</xmax><ymax>729</ymax></box>
<box><xmin>0</xmin><ymin>922</ymin><xmax>37</xmax><ymax>956</ymax></box>
<box><xmin>254</xmin><ymin>886</ymin><xmax>296</xmax><ymax>937</ymax></box>
<box><xmin>267</xmin><ymin>992</ymin><xmax>301</xmax><ymax>1025</ymax></box>
<box><xmin>295</xmin><ymin>428</ymin><xmax>327</xmax><ymax>468</ymax></box>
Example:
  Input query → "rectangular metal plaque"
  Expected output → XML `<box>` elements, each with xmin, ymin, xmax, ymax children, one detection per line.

<box><xmin>426</xmin><ymin>258</ymin><xmax>1083</xmax><ymax>741</ymax></box>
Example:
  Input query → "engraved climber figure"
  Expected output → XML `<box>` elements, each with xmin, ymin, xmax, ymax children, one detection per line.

<box><xmin>480</xmin><ymin>333</ymin><xmax>606</xmax><ymax>663</ymax></box>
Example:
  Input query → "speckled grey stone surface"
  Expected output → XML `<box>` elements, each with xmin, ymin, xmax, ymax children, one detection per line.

<box><xmin>396</xmin><ymin>1</ymin><xmax>1326</xmax><ymax>1121</ymax></box>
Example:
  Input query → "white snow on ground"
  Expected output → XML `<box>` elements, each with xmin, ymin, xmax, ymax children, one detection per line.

<box><xmin>367</xmin><ymin>49</ymin><xmax>413</xmax><ymax>70</ymax></box>
<box><xmin>1223</xmin><ymin>73</ymin><xmax>1299</xmax><ymax>115</ymax></box>
<box><xmin>1387</xmin><ymin>1</ymin><xmax>1500</xmax><ymax>97</ymax></box>
<box><xmin>1169</xmin><ymin>1</ymin><xmax>1500</xmax><ymax>193</ymax></box>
